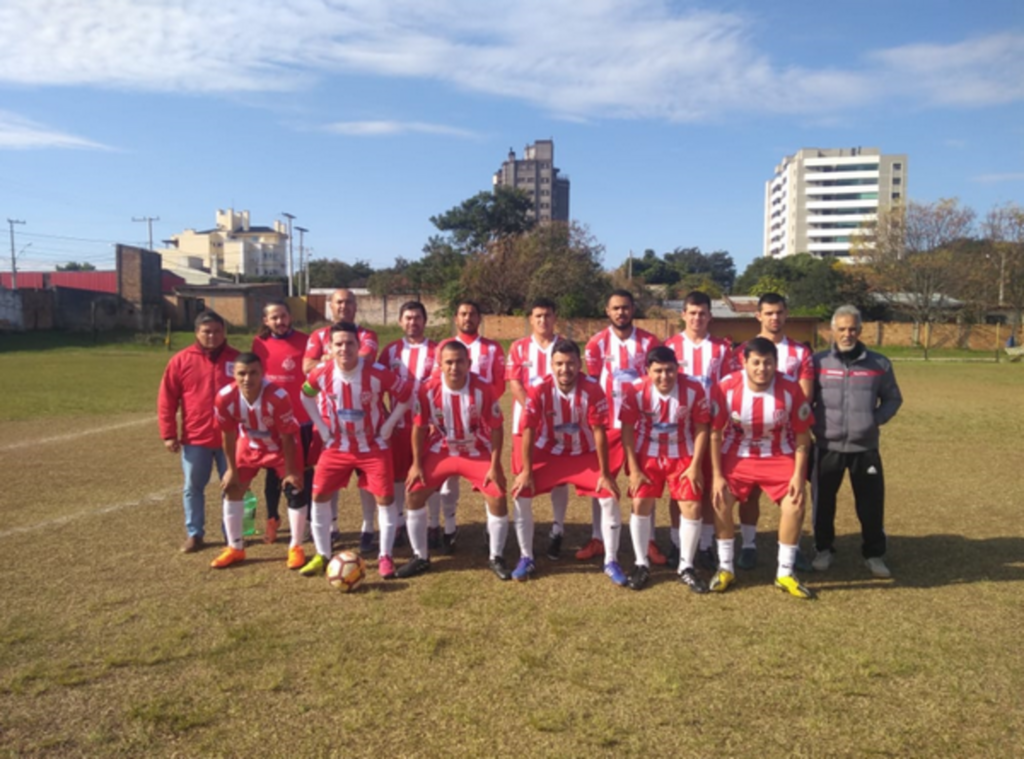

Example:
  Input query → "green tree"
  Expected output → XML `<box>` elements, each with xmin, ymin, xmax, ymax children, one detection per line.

<box><xmin>57</xmin><ymin>261</ymin><xmax>97</xmax><ymax>271</ymax></box>
<box><xmin>307</xmin><ymin>258</ymin><xmax>375</xmax><ymax>288</ymax></box>
<box><xmin>430</xmin><ymin>186</ymin><xmax>535</xmax><ymax>251</ymax></box>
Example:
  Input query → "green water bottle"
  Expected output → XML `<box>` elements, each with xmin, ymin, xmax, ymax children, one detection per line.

<box><xmin>243</xmin><ymin>490</ymin><xmax>257</xmax><ymax>537</ymax></box>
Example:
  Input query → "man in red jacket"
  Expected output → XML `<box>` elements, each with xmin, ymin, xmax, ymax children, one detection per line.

<box><xmin>158</xmin><ymin>311</ymin><xmax>240</xmax><ymax>552</ymax></box>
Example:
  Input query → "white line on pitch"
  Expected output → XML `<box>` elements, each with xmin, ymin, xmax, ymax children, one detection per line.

<box><xmin>0</xmin><ymin>487</ymin><xmax>179</xmax><ymax>539</ymax></box>
<box><xmin>0</xmin><ymin>416</ymin><xmax>155</xmax><ymax>452</ymax></box>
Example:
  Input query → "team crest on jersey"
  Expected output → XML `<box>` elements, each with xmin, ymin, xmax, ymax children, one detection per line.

<box><xmin>360</xmin><ymin>391</ymin><xmax>373</xmax><ymax>406</ymax></box>
<box><xmin>282</xmin><ymin>357</ymin><xmax>296</xmax><ymax>371</ymax></box>
<box><xmin>730</xmin><ymin>410</ymin><xmax>742</xmax><ymax>423</ymax></box>
<box><xmin>674</xmin><ymin>406</ymin><xmax>690</xmax><ymax>422</ymax></box>
<box><xmin>786</xmin><ymin>356</ymin><xmax>799</xmax><ymax>374</ymax></box>
<box><xmin>468</xmin><ymin>403</ymin><xmax>480</xmax><ymax>421</ymax></box>
<box><xmin>225</xmin><ymin>362</ymin><xmax>235</xmax><ymax>376</ymax></box>
<box><xmin>798</xmin><ymin>402</ymin><xmax>811</xmax><ymax>421</ymax></box>
<box><xmin>773</xmin><ymin>409</ymin><xmax>787</xmax><ymax>425</ymax></box>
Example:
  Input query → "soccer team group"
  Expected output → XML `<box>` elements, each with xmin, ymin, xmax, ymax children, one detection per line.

<box><xmin>158</xmin><ymin>287</ymin><xmax>902</xmax><ymax>598</ymax></box>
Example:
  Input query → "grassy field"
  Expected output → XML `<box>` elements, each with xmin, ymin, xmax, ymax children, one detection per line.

<box><xmin>1</xmin><ymin>340</ymin><xmax>1022</xmax><ymax>758</ymax></box>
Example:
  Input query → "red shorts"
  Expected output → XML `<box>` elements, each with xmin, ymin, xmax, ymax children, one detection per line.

<box><xmin>520</xmin><ymin>450</ymin><xmax>615</xmax><ymax>499</ymax></box>
<box><xmin>235</xmin><ymin>435</ymin><xmax>304</xmax><ymax>485</ymax></box>
<box><xmin>390</xmin><ymin>426</ymin><xmax>414</xmax><ymax>483</ymax></box>
<box><xmin>408</xmin><ymin>450</ymin><xmax>503</xmax><ymax>498</ymax></box>
<box><xmin>633</xmin><ymin>454</ymin><xmax>700</xmax><ymax>502</ymax></box>
<box><xmin>722</xmin><ymin>454</ymin><xmax>797</xmax><ymax>504</ymax></box>
<box><xmin>606</xmin><ymin>428</ymin><xmax>625</xmax><ymax>476</ymax></box>
<box><xmin>313</xmin><ymin>448</ymin><xmax>394</xmax><ymax>500</ymax></box>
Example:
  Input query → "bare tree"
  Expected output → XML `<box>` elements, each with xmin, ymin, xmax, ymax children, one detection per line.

<box><xmin>983</xmin><ymin>203</ymin><xmax>1024</xmax><ymax>337</ymax></box>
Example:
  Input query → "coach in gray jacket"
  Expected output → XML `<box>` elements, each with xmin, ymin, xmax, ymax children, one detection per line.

<box><xmin>810</xmin><ymin>305</ymin><xmax>902</xmax><ymax>578</ymax></box>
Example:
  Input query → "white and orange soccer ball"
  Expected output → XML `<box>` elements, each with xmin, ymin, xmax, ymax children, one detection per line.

<box><xmin>327</xmin><ymin>550</ymin><xmax>366</xmax><ymax>592</ymax></box>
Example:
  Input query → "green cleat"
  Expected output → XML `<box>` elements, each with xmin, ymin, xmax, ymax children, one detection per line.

<box><xmin>299</xmin><ymin>554</ymin><xmax>328</xmax><ymax>577</ymax></box>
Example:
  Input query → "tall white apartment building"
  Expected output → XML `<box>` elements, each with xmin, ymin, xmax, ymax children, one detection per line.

<box><xmin>764</xmin><ymin>147</ymin><xmax>907</xmax><ymax>259</ymax></box>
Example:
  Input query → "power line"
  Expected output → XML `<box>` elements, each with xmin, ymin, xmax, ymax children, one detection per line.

<box><xmin>132</xmin><ymin>216</ymin><xmax>160</xmax><ymax>251</ymax></box>
<box><xmin>7</xmin><ymin>218</ymin><xmax>26</xmax><ymax>289</ymax></box>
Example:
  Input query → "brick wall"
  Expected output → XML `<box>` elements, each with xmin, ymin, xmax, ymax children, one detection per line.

<box><xmin>816</xmin><ymin>321</ymin><xmax>1024</xmax><ymax>351</ymax></box>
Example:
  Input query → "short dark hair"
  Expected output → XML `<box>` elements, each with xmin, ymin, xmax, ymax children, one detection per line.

<box><xmin>551</xmin><ymin>338</ymin><xmax>581</xmax><ymax>360</ymax></box>
<box><xmin>743</xmin><ymin>336</ymin><xmax>778</xmax><ymax>361</ymax></box>
<box><xmin>645</xmin><ymin>346</ymin><xmax>679</xmax><ymax>368</ymax></box>
<box><xmin>530</xmin><ymin>297</ymin><xmax>558</xmax><ymax>314</ymax></box>
<box><xmin>440</xmin><ymin>340</ymin><xmax>469</xmax><ymax>359</ymax></box>
<box><xmin>683</xmin><ymin>291</ymin><xmax>711</xmax><ymax>309</ymax></box>
<box><xmin>195</xmin><ymin>310</ymin><xmax>225</xmax><ymax>329</ymax></box>
<box><xmin>330</xmin><ymin>321</ymin><xmax>359</xmax><ymax>336</ymax></box>
<box><xmin>757</xmin><ymin>293</ymin><xmax>787</xmax><ymax>310</ymax></box>
<box><xmin>608</xmin><ymin>289</ymin><xmax>634</xmax><ymax>305</ymax></box>
<box><xmin>234</xmin><ymin>352</ymin><xmax>262</xmax><ymax>366</ymax></box>
<box><xmin>455</xmin><ymin>299</ymin><xmax>482</xmax><ymax>317</ymax></box>
<box><xmin>262</xmin><ymin>299</ymin><xmax>290</xmax><ymax>315</ymax></box>
<box><xmin>399</xmin><ymin>301</ymin><xmax>427</xmax><ymax>320</ymax></box>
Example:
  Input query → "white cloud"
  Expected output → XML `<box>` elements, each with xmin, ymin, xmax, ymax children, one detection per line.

<box><xmin>0</xmin><ymin>1</ymin><xmax>1021</xmax><ymax>122</ymax></box>
<box><xmin>0</xmin><ymin>111</ymin><xmax>110</xmax><ymax>150</ymax></box>
<box><xmin>972</xmin><ymin>172</ymin><xmax>1024</xmax><ymax>184</ymax></box>
<box><xmin>322</xmin><ymin>120</ymin><xmax>480</xmax><ymax>139</ymax></box>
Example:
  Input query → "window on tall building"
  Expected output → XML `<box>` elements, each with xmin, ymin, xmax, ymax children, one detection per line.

<box><xmin>541</xmin><ymin>202</ymin><xmax>550</xmax><ymax>209</ymax></box>
<box><xmin>893</xmin><ymin>163</ymin><xmax>902</xmax><ymax>170</ymax></box>
<box><xmin>892</xmin><ymin>192</ymin><xmax>901</xmax><ymax>200</ymax></box>
<box><xmin>893</xmin><ymin>177</ymin><xmax>901</xmax><ymax>185</ymax></box>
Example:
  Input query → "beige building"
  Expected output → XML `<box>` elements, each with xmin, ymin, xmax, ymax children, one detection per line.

<box><xmin>493</xmin><ymin>140</ymin><xmax>570</xmax><ymax>222</ymax></box>
<box><xmin>764</xmin><ymin>147</ymin><xmax>907</xmax><ymax>259</ymax></box>
<box><xmin>158</xmin><ymin>209</ymin><xmax>289</xmax><ymax>280</ymax></box>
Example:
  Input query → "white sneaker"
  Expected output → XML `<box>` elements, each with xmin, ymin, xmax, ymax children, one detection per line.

<box><xmin>865</xmin><ymin>557</ymin><xmax>892</xmax><ymax>579</ymax></box>
<box><xmin>811</xmin><ymin>549</ymin><xmax>834</xmax><ymax>572</ymax></box>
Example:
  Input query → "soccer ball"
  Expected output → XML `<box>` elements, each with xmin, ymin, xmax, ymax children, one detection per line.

<box><xmin>327</xmin><ymin>550</ymin><xmax>366</xmax><ymax>592</ymax></box>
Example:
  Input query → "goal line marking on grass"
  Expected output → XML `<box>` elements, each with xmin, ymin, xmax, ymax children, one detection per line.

<box><xmin>0</xmin><ymin>416</ymin><xmax>155</xmax><ymax>452</ymax></box>
<box><xmin>0</xmin><ymin>487</ymin><xmax>178</xmax><ymax>539</ymax></box>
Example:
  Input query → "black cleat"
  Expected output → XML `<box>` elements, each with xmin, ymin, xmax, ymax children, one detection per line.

<box><xmin>489</xmin><ymin>556</ymin><xmax>512</xmax><ymax>581</ymax></box>
<box><xmin>395</xmin><ymin>556</ymin><xmax>431</xmax><ymax>579</ymax></box>
<box><xmin>546</xmin><ymin>532</ymin><xmax>563</xmax><ymax>561</ymax></box>
<box><xmin>679</xmin><ymin>567</ymin><xmax>710</xmax><ymax>594</ymax></box>
<box><xmin>667</xmin><ymin>544</ymin><xmax>680</xmax><ymax>570</ymax></box>
<box><xmin>442</xmin><ymin>528</ymin><xmax>458</xmax><ymax>555</ymax></box>
<box><xmin>628</xmin><ymin>564</ymin><xmax>651</xmax><ymax>591</ymax></box>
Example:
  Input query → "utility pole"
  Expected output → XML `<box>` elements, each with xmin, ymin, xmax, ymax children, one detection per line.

<box><xmin>295</xmin><ymin>226</ymin><xmax>308</xmax><ymax>297</ymax></box>
<box><xmin>281</xmin><ymin>212</ymin><xmax>296</xmax><ymax>297</ymax></box>
<box><xmin>7</xmin><ymin>218</ymin><xmax>25</xmax><ymax>289</ymax></box>
<box><xmin>132</xmin><ymin>216</ymin><xmax>160</xmax><ymax>251</ymax></box>
<box><xmin>627</xmin><ymin>249</ymin><xmax>633</xmax><ymax>281</ymax></box>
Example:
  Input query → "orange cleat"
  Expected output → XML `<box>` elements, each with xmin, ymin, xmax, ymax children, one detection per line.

<box><xmin>647</xmin><ymin>540</ymin><xmax>668</xmax><ymax>566</ymax></box>
<box><xmin>287</xmin><ymin>545</ymin><xmax>306</xmax><ymax>570</ymax></box>
<box><xmin>575</xmin><ymin>538</ymin><xmax>605</xmax><ymax>561</ymax></box>
<box><xmin>263</xmin><ymin>517</ymin><xmax>280</xmax><ymax>545</ymax></box>
<box><xmin>210</xmin><ymin>547</ymin><xmax>246</xmax><ymax>569</ymax></box>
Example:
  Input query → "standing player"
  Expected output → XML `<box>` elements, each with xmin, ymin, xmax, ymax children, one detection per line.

<box><xmin>620</xmin><ymin>347</ymin><xmax>711</xmax><ymax>592</ymax></box>
<box><xmin>708</xmin><ymin>337</ymin><xmax>815</xmax><ymax>599</ymax></box>
<box><xmin>511</xmin><ymin>339</ymin><xmax>626</xmax><ymax>586</ymax></box>
<box><xmin>403</xmin><ymin>341</ymin><xmax>511</xmax><ymax>580</ymax></box>
<box><xmin>506</xmin><ymin>297</ymin><xmax>570</xmax><ymax>560</ymax></box>
<box><xmin>158</xmin><ymin>311</ymin><xmax>239</xmax><ymax>553</ymax></box>
<box><xmin>211</xmin><ymin>354</ymin><xmax>304</xmax><ymax>568</ymax></box>
<box><xmin>299</xmin><ymin>322</ymin><xmax>412</xmax><ymax>579</ymax></box>
<box><xmin>582</xmin><ymin>290</ymin><xmax>663</xmax><ymax>565</ymax></box>
<box><xmin>302</xmin><ymin>288</ymin><xmax>380</xmax><ymax>553</ymax></box>
<box><xmin>665</xmin><ymin>290</ymin><xmax>739</xmax><ymax>569</ymax></box>
<box><xmin>430</xmin><ymin>300</ymin><xmax>506</xmax><ymax>553</ymax></box>
<box><xmin>378</xmin><ymin>301</ymin><xmax>438</xmax><ymax>542</ymax></box>
<box><xmin>252</xmin><ymin>300</ymin><xmax>310</xmax><ymax>544</ymax></box>
<box><xmin>730</xmin><ymin>293</ymin><xmax>814</xmax><ymax>570</ymax></box>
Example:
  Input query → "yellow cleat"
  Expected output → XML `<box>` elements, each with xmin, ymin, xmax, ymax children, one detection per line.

<box><xmin>709</xmin><ymin>569</ymin><xmax>735</xmax><ymax>593</ymax></box>
<box><xmin>774</xmin><ymin>575</ymin><xmax>816</xmax><ymax>600</ymax></box>
<box><xmin>210</xmin><ymin>547</ymin><xmax>246</xmax><ymax>569</ymax></box>
<box><xmin>299</xmin><ymin>553</ymin><xmax>328</xmax><ymax>577</ymax></box>
<box><xmin>287</xmin><ymin>545</ymin><xmax>306</xmax><ymax>570</ymax></box>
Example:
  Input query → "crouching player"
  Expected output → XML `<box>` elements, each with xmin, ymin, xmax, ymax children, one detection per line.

<box><xmin>620</xmin><ymin>346</ymin><xmax>711</xmax><ymax>592</ymax></box>
<box><xmin>212</xmin><ymin>353</ymin><xmax>303</xmax><ymax>568</ymax></box>
<box><xmin>708</xmin><ymin>337</ymin><xmax>815</xmax><ymax>599</ymax></box>
<box><xmin>300</xmin><ymin>322</ymin><xmax>412</xmax><ymax>579</ymax></box>
<box><xmin>510</xmin><ymin>339</ymin><xmax>626</xmax><ymax>586</ymax></box>
<box><xmin>403</xmin><ymin>341</ymin><xmax>511</xmax><ymax>580</ymax></box>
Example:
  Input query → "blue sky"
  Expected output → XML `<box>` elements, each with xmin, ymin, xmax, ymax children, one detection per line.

<box><xmin>1</xmin><ymin>0</ymin><xmax>1022</xmax><ymax>276</ymax></box>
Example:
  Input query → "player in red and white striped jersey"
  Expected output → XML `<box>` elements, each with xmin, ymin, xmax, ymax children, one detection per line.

<box><xmin>619</xmin><ymin>346</ymin><xmax>711</xmax><ymax>591</ymax></box>
<box><xmin>708</xmin><ymin>337</ymin><xmax>816</xmax><ymax>599</ymax></box>
<box><xmin>429</xmin><ymin>300</ymin><xmax>506</xmax><ymax>553</ymax></box>
<box><xmin>302</xmin><ymin>288</ymin><xmax>380</xmax><ymax>552</ymax></box>
<box><xmin>300</xmin><ymin>323</ymin><xmax>413</xmax><ymax>580</ymax></box>
<box><xmin>403</xmin><ymin>341</ymin><xmax>511</xmax><ymax>580</ymax></box>
<box><xmin>507</xmin><ymin>298</ymin><xmax>572</xmax><ymax>560</ymax></box>
<box><xmin>664</xmin><ymin>291</ymin><xmax>741</xmax><ymax>567</ymax></box>
<box><xmin>730</xmin><ymin>293</ymin><xmax>815</xmax><ymax>570</ymax></box>
<box><xmin>379</xmin><ymin>301</ymin><xmax>438</xmax><ymax>543</ymax></box>
<box><xmin>581</xmin><ymin>290</ymin><xmax>663</xmax><ymax>564</ymax></box>
<box><xmin>211</xmin><ymin>354</ymin><xmax>303</xmax><ymax>569</ymax></box>
<box><xmin>511</xmin><ymin>339</ymin><xmax>626</xmax><ymax>586</ymax></box>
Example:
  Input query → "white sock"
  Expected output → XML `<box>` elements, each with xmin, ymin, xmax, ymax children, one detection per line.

<box><xmin>441</xmin><ymin>476</ymin><xmax>459</xmax><ymax>533</ymax></box>
<box><xmin>550</xmin><ymin>485</ymin><xmax>569</xmax><ymax>535</ymax></box>
<box><xmin>514</xmin><ymin>497</ymin><xmax>535</xmax><ymax>559</ymax></box>
<box><xmin>288</xmin><ymin>506</ymin><xmax>307</xmax><ymax>549</ymax></box>
<box><xmin>778</xmin><ymin>543</ymin><xmax>798</xmax><ymax>578</ymax></box>
<box><xmin>378</xmin><ymin>503</ymin><xmax>397</xmax><ymax>559</ymax></box>
<box><xmin>590</xmin><ymin>498</ymin><xmax>603</xmax><ymax>540</ymax></box>
<box><xmin>359</xmin><ymin>489</ymin><xmax>376</xmax><ymax>533</ymax></box>
<box><xmin>717</xmin><ymin>538</ymin><xmax>735</xmax><ymax>574</ymax></box>
<box><xmin>224</xmin><ymin>498</ymin><xmax>244</xmax><ymax>550</ymax></box>
<box><xmin>670</xmin><ymin>527</ymin><xmax>680</xmax><ymax>548</ymax></box>
<box><xmin>599</xmin><ymin>497</ymin><xmax>621</xmax><ymax>562</ymax></box>
<box><xmin>406</xmin><ymin>508</ymin><xmax>429</xmax><ymax>560</ymax></box>
<box><xmin>630</xmin><ymin>514</ymin><xmax>651</xmax><ymax>567</ymax></box>
<box><xmin>740</xmin><ymin>523</ymin><xmax>757</xmax><ymax>550</ymax></box>
<box><xmin>427</xmin><ymin>492</ymin><xmax>441</xmax><ymax>529</ymax></box>
<box><xmin>699</xmin><ymin>523</ymin><xmax>716</xmax><ymax>550</ymax></box>
<box><xmin>311</xmin><ymin>500</ymin><xmax>333</xmax><ymax>559</ymax></box>
<box><xmin>486</xmin><ymin>511</ymin><xmax>509</xmax><ymax>560</ymax></box>
<box><xmin>679</xmin><ymin>517</ymin><xmax>702</xmax><ymax>572</ymax></box>
<box><xmin>392</xmin><ymin>487</ymin><xmax>407</xmax><ymax>529</ymax></box>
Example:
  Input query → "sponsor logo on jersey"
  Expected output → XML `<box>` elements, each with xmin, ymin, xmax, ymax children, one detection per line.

<box><xmin>282</xmin><ymin>357</ymin><xmax>296</xmax><ymax>371</ymax></box>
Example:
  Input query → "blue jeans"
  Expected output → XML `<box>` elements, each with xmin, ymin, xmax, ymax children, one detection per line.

<box><xmin>181</xmin><ymin>444</ymin><xmax>227</xmax><ymax>538</ymax></box>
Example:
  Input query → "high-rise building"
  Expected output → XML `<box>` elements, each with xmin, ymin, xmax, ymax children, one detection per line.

<box><xmin>493</xmin><ymin>139</ymin><xmax>570</xmax><ymax>222</ymax></box>
<box><xmin>157</xmin><ymin>209</ymin><xmax>289</xmax><ymax>280</ymax></box>
<box><xmin>764</xmin><ymin>147</ymin><xmax>907</xmax><ymax>259</ymax></box>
